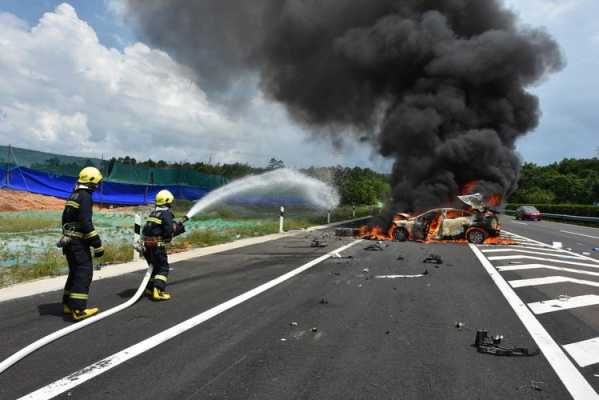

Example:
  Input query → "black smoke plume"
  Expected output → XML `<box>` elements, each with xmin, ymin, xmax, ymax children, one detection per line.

<box><xmin>126</xmin><ymin>0</ymin><xmax>564</xmax><ymax>212</ymax></box>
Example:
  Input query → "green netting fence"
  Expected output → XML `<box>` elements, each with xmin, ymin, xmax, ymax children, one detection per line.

<box><xmin>1</xmin><ymin>145</ymin><xmax>227</xmax><ymax>189</ymax></box>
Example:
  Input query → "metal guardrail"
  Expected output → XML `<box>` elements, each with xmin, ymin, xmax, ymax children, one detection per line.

<box><xmin>504</xmin><ymin>210</ymin><xmax>599</xmax><ymax>223</ymax></box>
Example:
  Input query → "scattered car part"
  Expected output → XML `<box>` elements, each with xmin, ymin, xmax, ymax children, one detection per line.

<box><xmin>474</xmin><ymin>330</ymin><xmax>539</xmax><ymax>357</ymax></box>
<box><xmin>423</xmin><ymin>254</ymin><xmax>443</xmax><ymax>264</ymax></box>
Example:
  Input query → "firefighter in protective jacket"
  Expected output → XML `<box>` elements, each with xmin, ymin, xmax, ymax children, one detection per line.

<box><xmin>60</xmin><ymin>167</ymin><xmax>104</xmax><ymax>321</ymax></box>
<box><xmin>142</xmin><ymin>190</ymin><xmax>186</xmax><ymax>301</ymax></box>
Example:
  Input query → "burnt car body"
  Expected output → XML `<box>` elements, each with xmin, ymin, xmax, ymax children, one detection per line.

<box><xmin>515</xmin><ymin>205</ymin><xmax>542</xmax><ymax>221</ymax></box>
<box><xmin>392</xmin><ymin>194</ymin><xmax>501</xmax><ymax>244</ymax></box>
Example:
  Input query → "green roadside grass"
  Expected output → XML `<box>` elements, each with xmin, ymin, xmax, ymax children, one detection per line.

<box><xmin>0</xmin><ymin>206</ymin><xmax>371</xmax><ymax>288</ymax></box>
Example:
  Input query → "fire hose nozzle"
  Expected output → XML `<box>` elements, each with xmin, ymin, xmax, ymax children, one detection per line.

<box><xmin>181</xmin><ymin>216</ymin><xmax>190</xmax><ymax>224</ymax></box>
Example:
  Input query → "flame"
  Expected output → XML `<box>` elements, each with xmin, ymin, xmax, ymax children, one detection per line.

<box><xmin>358</xmin><ymin>224</ymin><xmax>397</xmax><ymax>241</ymax></box>
<box><xmin>482</xmin><ymin>236</ymin><xmax>517</xmax><ymax>245</ymax></box>
<box><xmin>487</xmin><ymin>193</ymin><xmax>503</xmax><ymax>208</ymax></box>
<box><xmin>425</xmin><ymin>214</ymin><xmax>442</xmax><ymax>241</ymax></box>
<box><xmin>460</xmin><ymin>181</ymin><xmax>478</xmax><ymax>195</ymax></box>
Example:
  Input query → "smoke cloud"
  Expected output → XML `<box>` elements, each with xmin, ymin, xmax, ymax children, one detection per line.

<box><xmin>126</xmin><ymin>0</ymin><xmax>564</xmax><ymax>212</ymax></box>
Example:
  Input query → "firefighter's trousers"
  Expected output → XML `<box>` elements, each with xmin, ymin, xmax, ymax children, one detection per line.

<box><xmin>62</xmin><ymin>238</ymin><xmax>93</xmax><ymax>310</ymax></box>
<box><xmin>143</xmin><ymin>245</ymin><xmax>170</xmax><ymax>291</ymax></box>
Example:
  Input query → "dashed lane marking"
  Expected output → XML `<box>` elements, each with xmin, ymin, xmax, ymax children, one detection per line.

<box><xmin>564</xmin><ymin>338</ymin><xmax>599</xmax><ymax>368</ymax></box>
<box><xmin>509</xmin><ymin>276</ymin><xmax>577</xmax><ymax>288</ymax></box>
<box><xmin>528</xmin><ymin>295</ymin><xmax>599</xmax><ymax>315</ymax></box>
<box><xmin>488</xmin><ymin>255</ymin><xmax>599</xmax><ymax>269</ymax></box>
<box><xmin>469</xmin><ymin>244</ymin><xmax>599</xmax><ymax>399</ymax></box>
<box><xmin>18</xmin><ymin>240</ymin><xmax>363</xmax><ymax>400</ymax></box>
<box><xmin>498</xmin><ymin>264</ymin><xmax>599</xmax><ymax>279</ymax></box>
<box><xmin>561</xmin><ymin>231</ymin><xmax>599</xmax><ymax>240</ymax></box>
<box><xmin>482</xmin><ymin>248</ymin><xmax>586</xmax><ymax>260</ymax></box>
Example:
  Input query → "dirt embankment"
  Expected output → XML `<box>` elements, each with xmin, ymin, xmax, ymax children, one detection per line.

<box><xmin>0</xmin><ymin>189</ymin><xmax>65</xmax><ymax>212</ymax></box>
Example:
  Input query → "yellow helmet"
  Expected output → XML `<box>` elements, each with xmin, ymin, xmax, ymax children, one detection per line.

<box><xmin>78</xmin><ymin>167</ymin><xmax>103</xmax><ymax>185</ymax></box>
<box><xmin>155</xmin><ymin>189</ymin><xmax>174</xmax><ymax>206</ymax></box>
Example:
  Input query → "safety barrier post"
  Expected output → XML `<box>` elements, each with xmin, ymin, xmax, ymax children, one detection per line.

<box><xmin>327</xmin><ymin>209</ymin><xmax>332</xmax><ymax>224</ymax></box>
<box><xmin>279</xmin><ymin>206</ymin><xmax>285</xmax><ymax>233</ymax></box>
<box><xmin>352</xmin><ymin>205</ymin><xmax>356</xmax><ymax>218</ymax></box>
<box><xmin>133</xmin><ymin>213</ymin><xmax>141</xmax><ymax>261</ymax></box>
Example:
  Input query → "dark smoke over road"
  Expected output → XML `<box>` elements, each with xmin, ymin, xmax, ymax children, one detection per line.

<box><xmin>126</xmin><ymin>0</ymin><xmax>564</xmax><ymax>212</ymax></box>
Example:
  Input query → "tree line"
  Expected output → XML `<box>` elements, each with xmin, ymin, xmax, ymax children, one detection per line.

<box><xmin>111</xmin><ymin>157</ymin><xmax>391</xmax><ymax>206</ymax></box>
<box><xmin>509</xmin><ymin>158</ymin><xmax>599</xmax><ymax>205</ymax></box>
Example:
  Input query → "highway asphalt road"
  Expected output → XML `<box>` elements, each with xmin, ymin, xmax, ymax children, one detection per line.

<box><xmin>0</xmin><ymin>217</ymin><xmax>598</xmax><ymax>399</ymax></box>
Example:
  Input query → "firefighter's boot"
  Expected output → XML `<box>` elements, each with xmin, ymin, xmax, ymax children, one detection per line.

<box><xmin>152</xmin><ymin>287</ymin><xmax>171</xmax><ymax>301</ymax></box>
<box><xmin>144</xmin><ymin>288</ymin><xmax>153</xmax><ymax>298</ymax></box>
<box><xmin>72</xmin><ymin>307</ymin><xmax>99</xmax><ymax>321</ymax></box>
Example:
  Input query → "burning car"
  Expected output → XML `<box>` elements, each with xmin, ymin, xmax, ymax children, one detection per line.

<box><xmin>392</xmin><ymin>194</ymin><xmax>501</xmax><ymax>244</ymax></box>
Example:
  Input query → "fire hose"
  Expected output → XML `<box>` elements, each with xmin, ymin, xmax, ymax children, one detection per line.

<box><xmin>0</xmin><ymin>263</ymin><xmax>152</xmax><ymax>375</ymax></box>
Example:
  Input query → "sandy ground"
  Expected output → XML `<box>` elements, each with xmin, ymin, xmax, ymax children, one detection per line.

<box><xmin>0</xmin><ymin>189</ymin><xmax>65</xmax><ymax>212</ymax></box>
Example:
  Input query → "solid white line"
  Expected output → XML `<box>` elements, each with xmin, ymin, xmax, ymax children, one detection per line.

<box><xmin>564</xmin><ymin>337</ymin><xmax>599</xmax><ymax>368</ymax></box>
<box><xmin>510</xmin><ymin>245</ymin><xmax>573</xmax><ymax>253</ymax></box>
<box><xmin>528</xmin><ymin>295</ymin><xmax>599</xmax><ymax>315</ymax></box>
<box><xmin>498</xmin><ymin>264</ymin><xmax>599</xmax><ymax>279</ymax></box>
<box><xmin>18</xmin><ymin>240</ymin><xmax>362</xmax><ymax>400</ymax></box>
<box><xmin>561</xmin><ymin>230</ymin><xmax>599</xmax><ymax>240</ymax></box>
<box><xmin>510</xmin><ymin>276</ymin><xmax>599</xmax><ymax>289</ymax></box>
<box><xmin>483</xmin><ymin>248</ymin><xmax>585</xmax><ymax>260</ymax></box>
<box><xmin>469</xmin><ymin>244</ymin><xmax>598</xmax><ymax>399</ymax></box>
<box><xmin>513</xmin><ymin>221</ymin><xmax>528</xmax><ymax>225</ymax></box>
<box><xmin>488</xmin><ymin>255</ymin><xmax>599</xmax><ymax>268</ymax></box>
<box><xmin>0</xmin><ymin>267</ymin><xmax>152</xmax><ymax>375</ymax></box>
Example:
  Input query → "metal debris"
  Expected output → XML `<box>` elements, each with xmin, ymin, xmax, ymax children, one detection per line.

<box><xmin>423</xmin><ymin>254</ymin><xmax>443</xmax><ymax>265</ymax></box>
<box><xmin>311</xmin><ymin>327</ymin><xmax>318</xmax><ymax>333</ymax></box>
<box><xmin>311</xmin><ymin>239</ymin><xmax>328</xmax><ymax>248</ymax></box>
<box><xmin>474</xmin><ymin>330</ymin><xmax>539</xmax><ymax>357</ymax></box>
<box><xmin>362</xmin><ymin>268</ymin><xmax>370</xmax><ymax>273</ymax></box>
<box><xmin>364</xmin><ymin>242</ymin><xmax>385</xmax><ymax>251</ymax></box>
<box><xmin>455</xmin><ymin>322</ymin><xmax>465</xmax><ymax>330</ymax></box>
<box><xmin>290</xmin><ymin>321</ymin><xmax>299</xmax><ymax>327</ymax></box>
<box><xmin>375</xmin><ymin>270</ymin><xmax>428</xmax><ymax>279</ymax></box>
<box><xmin>319</xmin><ymin>298</ymin><xmax>329</xmax><ymax>305</ymax></box>
<box><xmin>517</xmin><ymin>381</ymin><xmax>544</xmax><ymax>392</ymax></box>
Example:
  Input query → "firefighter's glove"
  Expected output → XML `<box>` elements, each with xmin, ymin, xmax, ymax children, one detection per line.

<box><xmin>173</xmin><ymin>222</ymin><xmax>186</xmax><ymax>236</ymax></box>
<box><xmin>93</xmin><ymin>246</ymin><xmax>105</xmax><ymax>258</ymax></box>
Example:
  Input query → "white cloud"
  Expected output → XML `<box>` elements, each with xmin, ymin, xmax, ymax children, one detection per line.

<box><xmin>0</xmin><ymin>3</ymin><xmax>383</xmax><ymax>168</ymax></box>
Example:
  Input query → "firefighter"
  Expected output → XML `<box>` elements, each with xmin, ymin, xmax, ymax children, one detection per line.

<box><xmin>142</xmin><ymin>190</ymin><xmax>186</xmax><ymax>301</ymax></box>
<box><xmin>60</xmin><ymin>166</ymin><xmax>104</xmax><ymax>321</ymax></box>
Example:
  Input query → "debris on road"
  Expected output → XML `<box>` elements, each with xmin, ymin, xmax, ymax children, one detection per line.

<box><xmin>423</xmin><ymin>254</ymin><xmax>443</xmax><ymax>265</ymax></box>
<box><xmin>311</xmin><ymin>327</ymin><xmax>318</xmax><ymax>333</ymax></box>
<box><xmin>474</xmin><ymin>330</ymin><xmax>539</xmax><ymax>357</ymax></box>
<box><xmin>552</xmin><ymin>242</ymin><xmax>563</xmax><ymax>249</ymax></box>
<box><xmin>290</xmin><ymin>321</ymin><xmax>299</xmax><ymax>327</ymax></box>
<box><xmin>335</xmin><ymin>227</ymin><xmax>360</xmax><ymax>237</ymax></box>
<box><xmin>364</xmin><ymin>241</ymin><xmax>385</xmax><ymax>251</ymax></box>
<box><xmin>566</xmin><ymin>247</ymin><xmax>573</xmax><ymax>251</ymax></box>
<box><xmin>311</xmin><ymin>239</ymin><xmax>328</xmax><ymax>248</ymax></box>
<box><xmin>319</xmin><ymin>298</ymin><xmax>329</xmax><ymax>305</ymax></box>
<box><xmin>362</xmin><ymin>268</ymin><xmax>370</xmax><ymax>273</ymax></box>
<box><xmin>397</xmin><ymin>255</ymin><xmax>405</xmax><ymax>261</ymax></box>
<box><xmin>517</xmin><ymin>381</ymin><xmax>544</xmax><ymax>392</ymax></box>
<box><xmin>280</xmin><ymin>338</ymin><xmax>287</xmax><ymax>342</ymax></box>
<box><xmin>455</xmin><ymin>322</ymin><xmax>464</xmax><ymax>330</ymax></box>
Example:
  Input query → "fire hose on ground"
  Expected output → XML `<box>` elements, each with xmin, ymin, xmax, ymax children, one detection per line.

<box><xmin>0</xmin><ymin>263</ymin><xmax>152</xmax><ymax>375</ymax></box>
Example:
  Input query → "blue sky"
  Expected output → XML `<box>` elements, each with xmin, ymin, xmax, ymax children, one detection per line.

<box><xmin>0</xmin><ymin>1</ymin><xmax>596</xmax><ymax>168</ymax></box>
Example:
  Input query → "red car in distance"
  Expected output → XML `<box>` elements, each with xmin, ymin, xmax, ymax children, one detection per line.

<box><xmin>515</xmin><ymin>205</ymin><xmax>542</xmax><ymax>221</ymax></box>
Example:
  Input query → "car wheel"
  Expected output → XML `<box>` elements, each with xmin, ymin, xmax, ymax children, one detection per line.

<box><xmin>466</xmin><ymin>228</ymin><xmax>487</xmax><ymax>244</ymax></box>
<box><xmin>395</xmin><ymin>228</ymin><xmax>408</xmax><ymax>242</ymax></box>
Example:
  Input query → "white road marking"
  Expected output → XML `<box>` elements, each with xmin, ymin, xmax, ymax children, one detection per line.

<box><xmin>513</xmin><ymin>221</ymin><xmax>528</xmax><ymax>225</ymax></box>
<box><xmin>510</xmin><ymin>276</ymin><xmax>599</xmax><ymax>289</ymax></box>
<box><xmin>375</xmin><ymin>274</ymin><xmax>425</xmax><ymax>279</ymax></box>
<box><xmin>483</xmin><ymin>248</ymin><xmax>585</xmax><ymax>260</ymax></box>
<box><xmin>561</xmin><ymin>231</ymin><xmax>599</xmax><ymax>240</ymax></box>
<box><xmin>528</xmin><ymin>295</ymin><xmax>599</xmax><ymax>315</ymax></box>
<box><xmin>469</xmin><ymin>244</ymin><xmax>599</xmax><ymax>399</ymax></box>
<box><xmin>564</xmin><ymin>337</ymin><xmax>599</xmax><ymax>368</ymax></box>
<box><xmin>488</xmin><ymin>255</ymin><xmax>599</xmax><ymax>269</ymax></box>
<box><xmin>498</xmin><ymin>264</ymin><xmax>599</xmax><ymax>279</ymax></box>
<box><xmin>18</xmin><ymin>240</ymin><xmax>362</xmax><ymax>400</ymax></box>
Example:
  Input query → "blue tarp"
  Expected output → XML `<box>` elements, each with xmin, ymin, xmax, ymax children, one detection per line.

<box><xmin>0</xmin><ymin>166</ymin><xmax>210</xmax><ymax>205</ymax></box>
